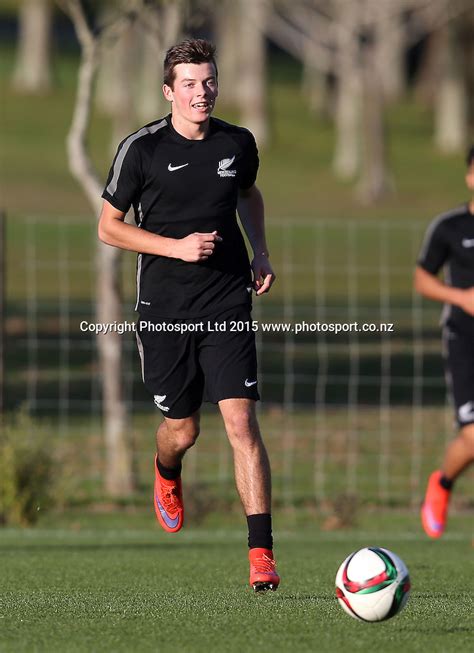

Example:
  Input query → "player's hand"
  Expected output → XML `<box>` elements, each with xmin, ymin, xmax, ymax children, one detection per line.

<box><xmin>251</xmin><ymin>253</ymin><xmax>275</xmax><ymax>295</ymax></box>
<box><xmin>457</xmin><ymin>287</ymin><xmax>474</xmax><ymax>316</ymax></box>
<box><xmin>175</xmin><ymin>231</ymin><xmax>222</xmax><ymax>262</ymax></box>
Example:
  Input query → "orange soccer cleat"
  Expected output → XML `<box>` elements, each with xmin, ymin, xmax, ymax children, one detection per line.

<box><xmin>249</xmin><ymin>548</ymin><xmax>280</xmax><ymax>592</ymax></box>
<box><xmin>421</xmin><ymin>470</ymin><xmax>451</xmax><ymax>539</ymax></box>
<box><xmin>153</xmin><ymin>455</ymin><xmax>184</xmax><ymax>533</ymax></box>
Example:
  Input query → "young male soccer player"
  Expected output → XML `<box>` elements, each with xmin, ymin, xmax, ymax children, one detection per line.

<box><xmin>414</xmin><ymin>145</ymin><xmax>474</xmax><ymax>538</ymax></box>
<box><xmin>98</xmin><ymin>39</ymin><xmax>280</xmax><ymax>590</ymax></box>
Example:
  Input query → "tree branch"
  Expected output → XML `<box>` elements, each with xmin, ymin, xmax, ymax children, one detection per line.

<box><xmin>58</xmin><ymin>0</ymin><xmax>138</xmax><ymax>213</ymax></box>
<box><xmin>57</xmin><ymin>0</ymin><xmax>135</xmax><ymax>496</ymax></box>
<box><xmin>57</xmin><ymin>0</ymin><xmax>94</xmax><ymax>50</ymax></box>
<box><xmin>58</xmin><ymin>0</ymin><xmax>102</xmax><ymax>212</ymax></box>
<box><xmin>263</xmin><ymin>1</ymin><xmax>333</xmax><ymax>73</ymax></box>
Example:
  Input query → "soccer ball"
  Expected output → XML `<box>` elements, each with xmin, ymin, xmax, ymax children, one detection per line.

<box><xmin>335</xmin><ymin>547</ymin><xmax>411</xmax><ymax>622</ymax></box>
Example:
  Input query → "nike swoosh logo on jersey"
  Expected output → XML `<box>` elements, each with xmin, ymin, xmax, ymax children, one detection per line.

<box><xmin>245</xmin><ymin>379</ymin><xmax>257</xmax><ymax>387</ymax></box>
<box><xmin>168</xmin><ymin>163</ymin><xmax>189</xmax><ymax>172</ymax></box>
<box><xmin>155</xmin><ymin>494</ymin><xmax>180</xmax><ymax>529</ymax></box>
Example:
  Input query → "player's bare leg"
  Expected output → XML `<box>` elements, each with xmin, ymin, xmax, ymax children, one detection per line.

<box><xmin>156</xmin><ymin>412</ymin><xmax>201</xmax><ymax>468</ymax></box>
<box><xmin>421</xmin><ymin>423</ymin><xmax>474</xmax><ymax>538</ymax></box>
<box><xmin>153</xmin><ymin>412</ymin><xmax>200</xmax><ymax>533</ymax></box>
<box><xmin>442</xmin><ymin>424</ymin><xmax>474</xmax><ymax>479</ymax></box>
<box><xmin>219</xmin><ymin>399</ymin><xmax>270</xmax><ymax>514</ymax></box>
<box><xmin>219</xmin><ymin>398</ymin><xmax>280</xmax><ymax>592</ymax></box>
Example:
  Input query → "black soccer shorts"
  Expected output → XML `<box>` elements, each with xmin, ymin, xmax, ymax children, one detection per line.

<box><xmin>136</xmin><ymin>305</ymin><xmax>260</xmax><ymax>419</ymax></box>
<box><xmin>443</xmin><ymin>325</ymin><xmax>474</xmax><ymax>427</ymax></box>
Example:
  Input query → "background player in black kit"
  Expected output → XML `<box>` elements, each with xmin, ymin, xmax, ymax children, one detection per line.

<box><xmin>415</xmin><ymin>145</ymin><xmax>474</xmax><ymax>539</ymax></box>
<box><xmin>98</xmin><ymin>39</ymin><xmax>280</xmax><ymax>591</ymax></box>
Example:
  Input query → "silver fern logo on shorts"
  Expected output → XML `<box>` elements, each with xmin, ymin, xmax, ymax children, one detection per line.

<box><xmin>458</xmin><ymin>401</ymin><xmax>474</xmax><ymax>423</ymax></box>
<box><xmin>154</xmin><ymin>394</ymin><xmax>170</xmax><ymax>412</ymax></box>
<box><xmin>217</xmin><ymin>156</ymin><xmax>236</xmax><ymax>177</ymax></box>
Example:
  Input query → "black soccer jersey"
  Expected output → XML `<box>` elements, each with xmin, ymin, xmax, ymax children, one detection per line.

<box><xmin>417</xmin><ymin>203</ymin><xmax>474</xmax><ymax>333</ymax></box>
<box><xmin>102</xmin><ymin>115</ymin><xmax>259</xmax><ymax>318</ymax></box>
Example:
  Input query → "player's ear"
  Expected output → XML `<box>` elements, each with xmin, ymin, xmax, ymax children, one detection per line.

<box><xmin>466</xmin><ymin>170</ymin><xmax>474</xmax><ymax>191</ymax></box>
<box><xmin>162</xmin><ymin>84</ymin><xmax>173</xmax><ymax>102</ymax></box>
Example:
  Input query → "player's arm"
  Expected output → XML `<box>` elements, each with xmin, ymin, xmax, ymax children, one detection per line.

<box><xmin>98</xmin><ymin>200</ymin><xmax>221</xmax><ymax>262</ymax></box>
<box><xmin>237</xmin><ymin>184</ymin><xmax>275</xmax><ymax>295</ymax></box>
<box><xmin>414</xmin><ymin>266</ymin><xmax>474</xmax><ymax>316</ymax></box>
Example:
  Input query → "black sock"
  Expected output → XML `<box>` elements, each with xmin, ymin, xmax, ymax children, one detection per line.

<box><xmin>247</xmin><ymin>513</ymin><xmax>273</xmax><ymax>550</ymax></box>
<box><xmin>439</xmin><ymin>474</ymin><xmax>454</xmax><ymax>491</ymax></box>
<box><xmin>156</xmin><ymin>457</ymin><xmax>182</xmax><ymax>481</ymax></box>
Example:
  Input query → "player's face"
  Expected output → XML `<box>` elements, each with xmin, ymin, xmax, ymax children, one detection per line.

<box><xmin>466</xmin><ymin>163</ymin><xmax>474</xmax><ymax>192</ymax></box>
<box><xmin>163</xmin><ymin>62</ymin><xmax>218</xmax><ymax>126</ymax></box>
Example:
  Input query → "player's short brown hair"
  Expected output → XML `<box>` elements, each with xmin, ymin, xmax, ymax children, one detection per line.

<box><xmin>163</xmin><ymin>39</ymin><xmax>217</xmax><ymax>88</ymax></box>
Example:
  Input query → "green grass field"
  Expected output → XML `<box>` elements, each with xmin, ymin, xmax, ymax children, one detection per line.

<box><xmin>0</xmin><ymin>516</ymin><xmax>472</xmax><ymax>653</ymax></box>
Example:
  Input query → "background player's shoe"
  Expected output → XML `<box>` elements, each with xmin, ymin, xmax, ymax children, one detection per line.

<box><xmin>154</xmin><ymin>455</ymin><xmax>183</xmax><ymax>533</ymax></box>
<box><xmin>249</xmin><ymin>548</ymin><xmax>280</xmax><ymax>592</ymax></box>
<box><xmin>421</xmin><ymin>470</ymin><xmax>450</xmax><ymax>538</ymax></box>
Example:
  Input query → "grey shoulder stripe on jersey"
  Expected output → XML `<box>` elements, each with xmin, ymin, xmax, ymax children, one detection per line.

<box><xmin>418</xmin><ymin>205</ymin><xmax>467</xmax><ymax>261</ymax></box>
<box><xmin>106</xmin><ymin>119</ymin><xmax>167</xmax><ymax>197</ymax></box>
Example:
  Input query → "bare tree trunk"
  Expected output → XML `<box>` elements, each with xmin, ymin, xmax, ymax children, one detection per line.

<box><xmin>136</xmin><ymin>26</ymin><xmax>164</xmax><ymax>123</ymax></box>
<box><xmin>96</xmin><ymin>16</ymin><xmax>139</xmax><ymax>152</ymax></box>
<box><xmin>0</xmin><ymin>211</ymin><xmax>4</xmax><ymax>417</ymax></box>
<box><xmin>460</xmin><ymin>10</ymin><xmax>474</xmax><ymax>130</ymax></box>
<box><xmin>413</xmin><ymin>31</ymin><xmax>439</xmax><ymax>107</ymax></box>
<box><xmin>459</xmin><ymin>9</ymin><xmax>474</xmax><ymax>131</ymax></box>
<box><xmin>332</xmin><ymin>1</ymin><xmax>361</xmax><ymax>180</ymax></box>
<box><xmin>95</xmin><ymin>7</ymin><xmax>128</xmax><ymax>116</ymax></box>
<box><xmin>237</xmin><ymin>0</ymin><xmax>269</xmax><ymax>146</ymax></box>
<box><xmin>215</xmin><ymin>0</ymin><xmax>241</xmax><ymax>107</ymax></box>
<box><xmin>302</xmin><ymin>42</ymin><xmax>333</xmax><ymax>117</ymax></box>
<box><xmin>12</xmin><ymin>0</ymin><xmax>53</xmax><ymax>93</ymax></box>
<box><xmin>61</xmin><ymin>0</ymin><xmax>133</xmax><ymax>497</ymax></box>
<box><xmin>333</xmin><ymin>74</ymin><xmax>361</xmax><ymax>180</ymax></box>
<box><xmin>357</xmin><ymin>36</ymin><xmax>392</xmax><ymax>205</ymax></box>
<box><xmin>110</xmin><ymin>23</ymin><xmax>139</xmax><ymax>149</ymax></box>
<box><xmin>375</xmin><ymin>4</ymin><xmax>406</xmax><ymax>102</ymax></box>
<box><xmin>136</xmin><ymin>1</ymin><xmax>183</xmax><ymax>124</ymax></box>
<box><xmin>435</xmin><ymin>21</ymin><xmax>467</xmax><ymax>153</ymax></box>
<box><xmin>96</xmin><ymin>244</ymin><xmax>131</xmax><ymax>496</ymax></box>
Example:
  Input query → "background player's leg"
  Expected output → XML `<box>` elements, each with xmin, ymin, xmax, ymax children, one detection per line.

<box><xmin>441</xmin><ymin>328</ymin><xmax>474</xmax><ymax>481</ymax></box>
<box><xmin>421</xmin><ymin>423</ymin><xmax>474</xmax><ymax>539</ymax></box>
<box><xmin>218</xmin><ymin>398</ymin><xmax>271</xmax><ymax>514</ymax></box>
<box><xmin>422</xmin><ymin>327</ymin><xmax>474</xmax><ymax>537</ymax></box>
<box><xmin>442</xmin><ymin>423</ymin><xmax>474</xmax><ymax>480</ymax></box>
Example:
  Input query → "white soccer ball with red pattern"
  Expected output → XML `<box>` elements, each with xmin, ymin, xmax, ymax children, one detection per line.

<box><xmin>335</xmin><ymin>547</ymin><xmax>411</xmax><ymax>622</ymax></box>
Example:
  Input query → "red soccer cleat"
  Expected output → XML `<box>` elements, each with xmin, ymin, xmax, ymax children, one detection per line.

<box><xmin>153</xmin><ymin>455</ymin><xmax>183</xmax><ymax>533</ymax></box>
<box><xmin>249</xmin><ymin>548</ymin><xmax>280</xmax><ymax>592</ymax></box>
<box><xmin>421</xmin><ymin>470</ymin><xmax>451</xmax><ymax>539</ymax></box>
